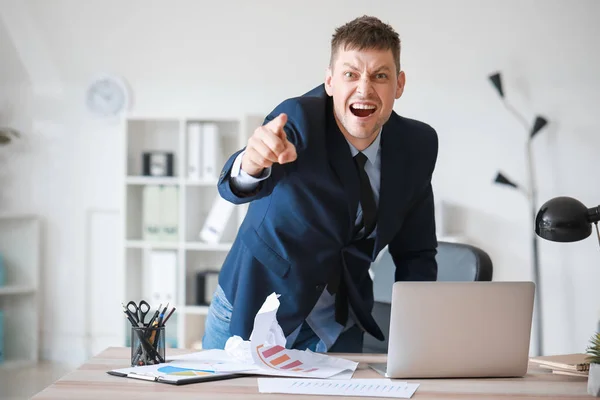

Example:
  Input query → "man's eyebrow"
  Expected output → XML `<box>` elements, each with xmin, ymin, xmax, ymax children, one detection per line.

<box><xmin>373</xmin><ymin>66</ymin><xmax>392</xmax><ymax>73</ymax></box>
<box><xmin>342</xmin><ymin>62</ymin><xmax>360</xmax><ymax>71</ymax></box>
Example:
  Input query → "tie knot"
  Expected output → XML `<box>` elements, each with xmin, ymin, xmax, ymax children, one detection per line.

<box><xmin>354</xmin><ymin>152</ymin><xmax>368</xmax><ymax>169</ymax></box>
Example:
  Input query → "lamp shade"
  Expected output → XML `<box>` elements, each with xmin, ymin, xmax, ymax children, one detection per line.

<box><xmin>530</xmin><ymin>116</ymin><xmax>548</xmax><ymax>138</ymax></box>
<box><xmin>0</xmin><ymin>128</ymin><xmax>20</xmax><ymax>146</ymax></box>
<box><xmin>494</xmin><ymin>172</ymin><xmax>517</xmax><ymax>188</ymax></box>
<box><xmin>535</xmin><ymin>196</ymin><xmax>594</xmax><ymax>242</ymax></box>
<box><xmin>489</xmin><ymin>72</ymin><xmax>504</xmax><ymax>98</ymax></box>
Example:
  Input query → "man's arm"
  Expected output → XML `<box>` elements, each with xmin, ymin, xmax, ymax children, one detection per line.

<box><xmin>217</xmin><ymin>100</ymin><xmax>303</xmax><ymax>204</ymax></box>
<box><xmin>388</xmin><ymin>122</ymin><xmax>439</xmax><ymax>281</ymax></box>
<box><xmin>230</xmin><ymin>150</ymin><xmax>272</xmax><ymax>191</ymax></box>
<box><xmin>388</xmin><ymin>182</ymin><xmax>438</xmax><ymax>282</ymax></box>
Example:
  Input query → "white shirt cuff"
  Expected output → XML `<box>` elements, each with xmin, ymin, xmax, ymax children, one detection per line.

<box><xmin>230</xmin><ymin>150</ymin><xmax>271</xmax><ymax>191</ymax></box>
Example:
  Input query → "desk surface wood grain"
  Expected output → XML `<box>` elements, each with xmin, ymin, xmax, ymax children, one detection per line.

<box><xmin>31</xmin><ymin>347</ymin><xmax>589</xmax><ymax>399</ymax></box>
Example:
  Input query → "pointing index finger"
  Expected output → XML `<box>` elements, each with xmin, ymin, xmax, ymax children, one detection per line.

<box><xmin>267</xmin><ymin>113</ymin><xmax>288</xmax><ymax>139</ymax></box>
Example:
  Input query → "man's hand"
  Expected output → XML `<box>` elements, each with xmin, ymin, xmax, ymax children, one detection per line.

<box><xmin>241</xmin><ymin>113</ymin><xmax>297</xmax><ymax>177</ymax></box>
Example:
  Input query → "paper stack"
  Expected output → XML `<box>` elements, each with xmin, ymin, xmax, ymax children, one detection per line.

<box><xmin>110</xmin><ymin>292</ymin><xmax>359</xmax><ymax>383</ymax></box>
<box><xmin>530</xmin><ymin>353</ymin><xmax>590</xmax><ymax>377</ymax></box>
<box><xmin>167</xmin><ymin>293</ymin><xmax>359</xmax><ymax>379</ymax></box>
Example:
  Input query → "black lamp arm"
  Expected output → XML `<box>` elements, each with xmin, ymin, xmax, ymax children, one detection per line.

<box><xmin>588</xmin><ymin>206</ymin><xmax>600</xmax><ymax>224</ymax></box>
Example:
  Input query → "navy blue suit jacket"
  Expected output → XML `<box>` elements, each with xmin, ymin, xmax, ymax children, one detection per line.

<box><xmin>216</xmin><ymin>84</ymin><xmax>438</xmax><ymax>342</ymax></box>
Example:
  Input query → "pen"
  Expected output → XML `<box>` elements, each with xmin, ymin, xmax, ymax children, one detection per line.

<box><xmin>145</xmin><ymin>304</ymin><xmax>162</xmax><ymax>330</ymax></box>
<box><xmin>123</xmin><ymin>310</ymin><xmax>137</xmax><ymax>327</ymax></box>
<box><xmin>152</xmin><ymin>303</ymin><xmax>169</xmax><ymax>350</ymax></box>
<box><xmin>157</xmin><ymin>303</ymin><xmax>169</xmax><ymax>326</ymax></box>
<box><xmin>161</xmin><ymin>306</ymin><xmax>176</xmax><ymax>326</ymax></box>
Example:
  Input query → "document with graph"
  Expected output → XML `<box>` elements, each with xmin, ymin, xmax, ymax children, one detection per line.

<box><xmin>107</xmin><ymin>363</ymin><xmax>244</xmax><ymax>385</ymax></box>
<box><xmin>167</xmin><ymin>292</ymin><xmax>359</xmax><ymax>379</ymax></box>
<box><xmin>108</xmin><ymin>293</ymin><xmax>359</xmax><ymax>384</ymax></box>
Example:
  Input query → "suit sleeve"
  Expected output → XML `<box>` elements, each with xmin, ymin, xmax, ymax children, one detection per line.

<box><xmin>388</xmin><ymin>128</ymin><xmax>439</xmax><ymax>282</ymax></box>
<box><xmin>217</xmin><ymin>99</ymin><xmax>305</xmax><ymax>205</ymax></box>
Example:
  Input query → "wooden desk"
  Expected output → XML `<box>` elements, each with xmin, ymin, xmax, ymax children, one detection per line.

<box><xmin>32</xmin><ymin>347</ymin><xmax>589</xmax><ymax>399</ymax></box>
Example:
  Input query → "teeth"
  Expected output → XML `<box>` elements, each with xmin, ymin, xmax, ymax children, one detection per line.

<box><xmin>351</xmin><ymin>103</ymin><xmax>376</xmax><ymax>110</ymax></box>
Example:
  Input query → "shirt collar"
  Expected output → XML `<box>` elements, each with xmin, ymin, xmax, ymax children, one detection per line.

<box><xmin>346</xmin><ymin>127</ymin><xmax>382</xmax><ymax>165</ymax></box>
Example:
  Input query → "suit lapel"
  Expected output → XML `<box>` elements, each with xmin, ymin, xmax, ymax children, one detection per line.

<box><xmin>373</xmin><ymin>118</ymin><xmax>411</xmax><ymax>256</ymax></box>
<box><xmin>325</xmin><ymin>98</ymin><xmax>360</xmax><ymax>239</ymax></box>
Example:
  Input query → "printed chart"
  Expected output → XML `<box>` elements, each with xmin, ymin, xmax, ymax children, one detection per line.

<box><xmin>256</xmin><ymin>345</ymin><xmax>319</xmax><ymax>373</ymax></box>
<box><xmin>157</xmin><ymin>365</ymin><xmax>216</xmax><ymax>377</ymax></box>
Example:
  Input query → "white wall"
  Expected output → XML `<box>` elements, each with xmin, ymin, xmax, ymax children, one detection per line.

<box><xmin>0</xmin><ymin>0</ymin><xmax>599</xmax><ymax>365</ymax></box>
<box><xmin>0</xmin><ymin>13</ymin><xmax>32</xmax><ymax>207</ymax></box>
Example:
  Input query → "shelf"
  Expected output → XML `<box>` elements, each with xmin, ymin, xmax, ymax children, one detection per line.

<box><xmin>182</xmin><ymin>305</ymin><xmax>210</xmax><ymax>315</ymax></box>
<box><xmin>125</xmin><ymin>241</ymin><xmax>233</xmax><ymax>251</ymax></box>
<box><xmin>0</xmin><ymin>359</ymin><xmax>37</xmax><ymax>370</ymax></box>
<box><xmin>185</xmin><ymin>242</ymin><xmax>232</xmax><ymax>251</ymax></box>
<box><xmin>126</xmin><ymin>176</ymin><xmax>179</xmax><ymax>185</ymax></box>
<box><xmin>0</xmin><ymin>285</ymin><xmax>36</xmax><ymax>296</ymax></box>
<box><xmin>0</xmin><ymin>214</ymin><xmax>39</xmax><ymax>221</ymax></box>
<box><xmin>185</xmin><ymin>179</ymin><xmax>219</xmax><ymax>187</ymax></box>
<box><xmin>121</xmin><ymin>114</ymin><xmax>264</xmax><ymax>349</ymax></box>
<box><xmin>126</xmin><ymin>240</ymin><xmax>179</xmax><ymax>250</ymax></box>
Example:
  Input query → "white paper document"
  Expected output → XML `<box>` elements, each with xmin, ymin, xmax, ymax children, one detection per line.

<box><xmin>258</xmin><ymin>378</ymin><xmax>420</xmax><ymax>398</ymax></box>
<box><xmin>168</xmin><ymin>292</ymin><xmax>358</xmax><ymax>379</ymax></box>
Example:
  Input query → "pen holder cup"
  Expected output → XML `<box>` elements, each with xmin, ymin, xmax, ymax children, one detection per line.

<box><xmin>130</xmin><ymin>326</ymin><xmax>166</xmax><ymax>367</ymax></box>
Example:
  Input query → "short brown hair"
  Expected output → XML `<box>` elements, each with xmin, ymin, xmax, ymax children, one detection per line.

<box><xmin>330</xmin><ymin>15</ymin><xmax>401</xmax><ymax>74</ymax></box>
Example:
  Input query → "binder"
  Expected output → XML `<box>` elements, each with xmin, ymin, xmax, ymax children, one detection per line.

<box><xmin>199</xmin><ymin>194</ymin><xmax>235</xmax><ymax>243</ymax></box>
<box><xmin>146</xmin><ymin>250</ymin><xmax>177</xmax><ymax>306</ymax></box>
<box><xmin>142</xmin><ymin>185</ymin><xmax>179</xmax><ymax>242</ymax></box>
<box><xmin>201</xmin><ymin>123</ymin><xmax>218</xmax><ymax>180</ymax></box>
<box><xmin>187</xmin><ymin>122</ymin><xmax>202</xmax><ymax>180</ymax></box>
<box><xmin>160</xmin><ymin>186</ymin><xmax>179</xmax><ymax>242</ymax></box>
<box><xmin>142</xmin><ymin>185</ymin><xmax>162</xmax><ymax>241</ymax></box>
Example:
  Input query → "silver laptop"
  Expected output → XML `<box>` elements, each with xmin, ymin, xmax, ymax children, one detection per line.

<box><xmin>370</xmin><ymin>281</ymin><xmax>535</xmax><ymax>378</ymax></box>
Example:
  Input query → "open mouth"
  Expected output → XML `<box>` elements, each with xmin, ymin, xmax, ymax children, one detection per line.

<box><xmin>350</xmin><ymin>103</ymin><xmax>377</xmax><ymax>118</ymax></box>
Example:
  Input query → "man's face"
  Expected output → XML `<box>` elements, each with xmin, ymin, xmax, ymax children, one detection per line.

<box><xmin>325</xmin><ymin>46</ymin><xmax>405</xmax><ymax>150</ymax></box>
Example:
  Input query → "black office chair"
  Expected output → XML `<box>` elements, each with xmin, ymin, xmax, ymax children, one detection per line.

<box><xmin>362</xmin><ymin>241</ymin><xmax>494</xmax><ymax>353</ymax></box>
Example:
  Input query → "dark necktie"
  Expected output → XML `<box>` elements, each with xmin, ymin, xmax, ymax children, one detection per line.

<box><xmin>331</xmin><ymin>151</ymin><xmax>378</xmax><ymax>326</ymax></box>
<box><xmin>354</xmin><ymin>152</ymin><xmax>377</xmax><ymax>238</ymax></box>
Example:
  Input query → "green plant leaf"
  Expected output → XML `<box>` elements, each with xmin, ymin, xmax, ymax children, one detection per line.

<box><xmin>586</xmin><ymin>332</ymin><xmax>600</xmax><ymax>364</ymax></box>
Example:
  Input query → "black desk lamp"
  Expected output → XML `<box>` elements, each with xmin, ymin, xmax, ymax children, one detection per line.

<box><xmin>535</xmin><ymin>196</ymin><xmax>600</xmax><ymax>245</ymax></box>
<box><xmin>535</xmin><ymin>197</ymin><xmax>600</xmax><ymax>337</ymax></box>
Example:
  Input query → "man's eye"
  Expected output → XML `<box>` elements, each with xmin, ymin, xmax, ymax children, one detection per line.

<box><xmin>376</xmin><ymin>73</ymin><xmax>388</xmax><ymax>79</ymax></box>
<box><xmin>344</xmin><ymin>72</ymin><xmax>354</xmax><ymax>78</ymax></box>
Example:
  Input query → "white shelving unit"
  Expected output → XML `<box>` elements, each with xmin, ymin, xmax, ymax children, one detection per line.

<box><xmin>0</xmin><ymin>214</ymin><xmax>40</xmax><ymax>368</ymax></box>
<box><xmin>121</xmin><ymin>114</ymin><xmax>264</xmax><ymax>350</ymax></box>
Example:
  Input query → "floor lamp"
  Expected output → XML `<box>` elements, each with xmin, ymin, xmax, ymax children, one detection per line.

<box><xmin>0</xmin><ymin>127</ymin><xmax>20</xmax><ymax>145</ymax></box>
<box><xmin>489</xmin><ymin>72</ymin><xmax>549</xmax><ymax>356</ymax></box>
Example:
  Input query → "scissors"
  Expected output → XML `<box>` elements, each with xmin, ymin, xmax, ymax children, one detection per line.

<box><xmin>126</xmin><ymin>300</ymin><xmax>151</xmax><ymax>326</ymax></box>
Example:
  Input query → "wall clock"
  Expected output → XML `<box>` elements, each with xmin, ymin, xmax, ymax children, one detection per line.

<box><xmin>85</xmin><ymin>75</ymin><xmax>131</xmax><ymax>117</ymax></box>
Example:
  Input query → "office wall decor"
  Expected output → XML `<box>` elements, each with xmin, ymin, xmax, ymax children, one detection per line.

<box><xmin>489</xmin><ymin>71</ymin><xmax>549</xmax><ymax>356</ymax></box>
